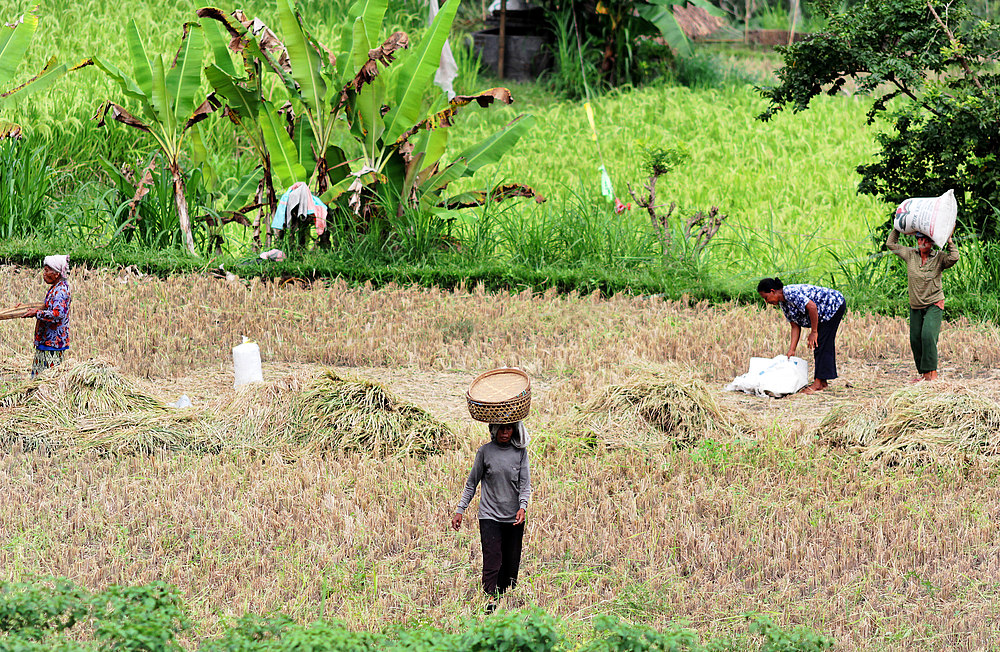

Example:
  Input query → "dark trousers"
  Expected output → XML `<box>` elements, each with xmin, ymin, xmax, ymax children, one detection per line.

<box><xmin>814</xmin><ymin>303</ymin><xmax>846</xmax><ymax>381</ymax></box>
<box><xmin>479</xmin><ymin>519</ymin><xmax>524</xmax><ymax>597</ymax></box>
<box><xmin>909</xmin><ymin>305</ymin><xmax>943</xmax><ymax>374</ymax></box>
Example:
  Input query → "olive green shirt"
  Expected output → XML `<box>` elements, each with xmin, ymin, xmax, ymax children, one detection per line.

<box><xmin>886</xmin><ymin>230</ymin><xmax>959</xmax><ymax>309</ymax></box>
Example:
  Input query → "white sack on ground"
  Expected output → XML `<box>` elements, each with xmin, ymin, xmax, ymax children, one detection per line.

<box><xmin>725</xmin><ymin>355</ymin><xmax>809</xmax><ymax>397</ymax></box>
<box><xmin>893</xmin><ymin>189</ymin><xmax>957</xmax><ymax>248</ymax></box>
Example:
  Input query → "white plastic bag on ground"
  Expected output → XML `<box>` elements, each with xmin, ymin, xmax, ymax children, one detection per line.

<box><xmin>725</xmin><ymin>355</ymin><xmax>809</xmax><ymax>397</ymax></box>
<box><xmin>893</xmin><ymin>189</ymin><xmax>957</xmax><ymax>248</ymax></box>
<box><xmin>233</xmin><ymin>337</ymin><xmax>263</xmax><ymax>388</ymax></box>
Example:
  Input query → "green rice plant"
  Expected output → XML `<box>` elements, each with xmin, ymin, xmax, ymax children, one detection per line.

<box><xmin>451</xmin><ymin>36</ymin><xmax>485</xmax><ymax>98</ymax></box>
<box><xmin>0</xmin><ymin>138</ymin><xmax>57</xmax><ymax>238</ymax></box>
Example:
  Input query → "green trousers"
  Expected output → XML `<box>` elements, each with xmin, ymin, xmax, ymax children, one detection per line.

<box><xmin>909</xmin><ymin>305</ymin><xmax>942</xmax><ymax>374</ymax></box>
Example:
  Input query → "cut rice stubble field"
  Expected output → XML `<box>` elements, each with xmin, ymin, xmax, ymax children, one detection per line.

<box><xmin>4</xmin><ymin>267</ymin><xmax>1000</xmax><ymax>649</ymax></box>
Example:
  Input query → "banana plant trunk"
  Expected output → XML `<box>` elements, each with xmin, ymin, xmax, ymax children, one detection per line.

<box><xmin>169</xmin><ymin>161</ymin><xmax>198</xmax><ymax>255</ymax></box>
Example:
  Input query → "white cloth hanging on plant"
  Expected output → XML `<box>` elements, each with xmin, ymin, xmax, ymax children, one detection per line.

<box><xmin>429</xmin><ymin>0</ymin><xmax>458</xmax><ymax>99</ymax></box>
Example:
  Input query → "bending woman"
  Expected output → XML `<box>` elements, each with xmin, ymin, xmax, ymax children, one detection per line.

<box><xmin>22</xmin><ymin>255</ymin><xmax>71</xmax><ymax>377</ymax></box>
<box><xmin>451</xmin><ymin>422</ymin><xmax>531</xmax><ymax>612</ymax></box>
<box><xmin>886</xmin><ymin>229</ymin><xmax>959</xmax><ymax>381</ymax></box>
<box><xmin>757</xmin><ymin>278</ymin><xmax>846</xmax><ymax>394</ymax></box>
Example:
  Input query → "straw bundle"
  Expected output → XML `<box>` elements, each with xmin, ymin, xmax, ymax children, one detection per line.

<box><xmin>815</xmin><ymin>385</ymin><xmax>1000</xmax><ymax>464</ymax></box>
<box><xmin>0</xmin><ymin>360</ymin><xmax>205</xmax><ymax>454</ymax></box>
<box><xmin>294</xmin><ymin>370</ymin><xmax>455</xmax><ymax>457</ymax></box>
<box><xmin>214</xmin><ymin>376</ymin><xmax>309</xmax><ymax>451</ymax></box>
<box><xmin>572</xmin><ymin>373</ymin><xmax>746</xmax><ymax>449</ymax></box>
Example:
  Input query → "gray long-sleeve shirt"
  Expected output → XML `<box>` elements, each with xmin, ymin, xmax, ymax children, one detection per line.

<box><xmin>456</xmin><ymin>442</ymin><xmax>531</xmax><ymax>522</ymax></box>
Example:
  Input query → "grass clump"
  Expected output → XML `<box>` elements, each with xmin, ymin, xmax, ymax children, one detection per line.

<box><xmin>571</xmin><ymin>372</ymin><xmax>748</xmax><ymax>450</ymax></box>
<box><xmin>815</xmin><ymin>384</ymin><xmax>1000</xmax><ymax>464</ymax></box>
<box><xmin>294</xmin><ymin>371</ymin><xmax>455</xmax><ymax>457</ymax></box>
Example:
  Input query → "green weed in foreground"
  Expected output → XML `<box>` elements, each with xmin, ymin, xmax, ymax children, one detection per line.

<box><xmin>0</xmin><ymin>578</ymin><xmax>833</xmax><ymax>651</ymax></box>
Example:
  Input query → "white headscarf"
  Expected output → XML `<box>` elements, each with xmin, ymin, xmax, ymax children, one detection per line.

<box><xmin>488</xmin><ymin>422</ymin><xmax>530</xmax><ymax>449</ymax></box>
<box><xmin>43</xmin><ymin>255</ymin><xmax>70</xmax><ymax>280</ymax></box>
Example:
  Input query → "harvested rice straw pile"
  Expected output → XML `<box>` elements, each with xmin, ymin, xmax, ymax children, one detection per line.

<box><xmin>572</xmin><ymin>372</ymin><xmax>749</xmax><ymax>449</ymax></box>
<box><xmin>293</xmin><ymin>370</ymin><xmax>455</xmax><ymax>457</ymax></box>
<box><xmin>213</xmin><ymin>374</ymin><xmax>312</xmax><ymax>453</ymax></box>
<box><xmin>0</xmin><ymin>360</ymin><xmax>207</xmax><ymax>454</ymax></box>
<box><xmin>815</xmin><ymin>384</ymin><xmax>1000</xmax><ymax>464</ymax></box>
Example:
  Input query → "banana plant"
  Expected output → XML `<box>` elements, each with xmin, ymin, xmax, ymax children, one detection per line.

<box><xmin>92</xmin><ymin>21</ymin><xmax>217</xmax><ymax>255</ymax></box>
<box><xmin>1</xmin><ymin>8</ymin><xmax>87</xmax><ymax>138</ymax></box>
<box><xmin>199</xmin><ymin>0</ymin><xmax>541</xmax><ymax>239</ymax></box>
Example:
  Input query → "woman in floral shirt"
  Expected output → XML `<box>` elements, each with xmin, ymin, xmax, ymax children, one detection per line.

<box><xmin>22</xmin><ymin>255</ymin><xmax>71</xmax><ymax>377</ymax></box>
<box><xmin>758</xmin><ymin>277</ymin><xmax>846</xmax><ymax>394</ymax></box>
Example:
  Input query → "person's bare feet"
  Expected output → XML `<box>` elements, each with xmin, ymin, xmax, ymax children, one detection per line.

<box><xmin>923</xmin><ymin>370</ymin><xmax>938</xmax><ymax>381</ymax></box>
<box><xmin>800</xmin><ymin>380</ymin><xmax>829</xmax><ymax>394</ymax></box>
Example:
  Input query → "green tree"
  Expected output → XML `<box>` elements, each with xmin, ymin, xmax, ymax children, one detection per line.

<box><xmin>758</xmin><ymin>0</ymin><xmax>1000</xmax><ymax>236</ymax></box>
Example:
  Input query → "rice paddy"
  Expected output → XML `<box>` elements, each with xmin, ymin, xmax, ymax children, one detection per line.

<box><xmin>3</xmin><ymin>270</ymin><xmax>1000</xmax><ymax>649</ymax></box>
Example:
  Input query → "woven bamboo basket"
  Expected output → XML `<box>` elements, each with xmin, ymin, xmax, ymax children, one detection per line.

<box><xmin>0</xmin><ymin>302</ymin><xmax>43</xmax><ymax>321</ymax></box>
<box><xmin>467</xmin><ymin>368</ymin><xmax>531</xmax><ymax>423</ymax></box>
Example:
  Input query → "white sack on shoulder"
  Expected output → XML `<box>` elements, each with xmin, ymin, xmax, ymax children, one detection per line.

<box><xmin>893</xmin><ymin>189</ymin><xmax>957</xmax><ymax>248</ymax></box>
<box><xmin>725</xmin><ymin>355</ymin><xmax>809</xmax><ymax>397</ymax></box>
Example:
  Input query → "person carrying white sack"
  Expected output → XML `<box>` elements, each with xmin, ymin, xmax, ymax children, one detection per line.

<box><xmin>886</xmin><ymin>228</ymin><xmax>959</xmax><ymax>382</ymax></box>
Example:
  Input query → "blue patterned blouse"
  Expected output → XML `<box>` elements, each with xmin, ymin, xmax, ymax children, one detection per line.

<box><xmin>780</xmin><ymin>284</ymin><xmax>845</xmax><ymax>327</ymax></box>
<box><xmin>35</xmin><ymin>279</ymin><xmax>71</xmax><ymax>350</ymax></box>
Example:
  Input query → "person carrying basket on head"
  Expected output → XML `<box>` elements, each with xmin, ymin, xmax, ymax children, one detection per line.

<box><xmin>451</xmin><ymin>421</ymin><xmax>531</xmax><ymax>613</ymax></box>
<box><xmin>452</xmin><ymin>369</ymin><xmax>532</xmax><ymax>614</ymax></box>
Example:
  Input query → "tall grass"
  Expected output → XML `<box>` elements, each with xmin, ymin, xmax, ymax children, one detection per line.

<box><xmin>0</xmin><ymin>139</ymin><xmax>58</xmax><ymax>238</ymax></box>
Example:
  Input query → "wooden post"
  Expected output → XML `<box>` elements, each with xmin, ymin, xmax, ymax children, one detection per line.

<box><xmin>788</xmin><ymin>0</ymin><xmax>799</xmax><ymax>46</ymax></box>
<box><xmin>497</xmin><ymin>0</ymin><xmax>507</xmax><ymax>79</ymax></box>
<box><xmin>744</xmin><ymin>0</ymin><xmax>751</xmax><ymax>45</ymax></box>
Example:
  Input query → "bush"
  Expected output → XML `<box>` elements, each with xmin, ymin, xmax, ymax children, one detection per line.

<box><xmin>0</xmin><ymin>579</ymin><xmax>835</xmax><ymax>652</ymax></box>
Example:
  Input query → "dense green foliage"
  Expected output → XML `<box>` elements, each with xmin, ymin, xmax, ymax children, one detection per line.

<box><xmin>0</xmin><ymin>579</ymin><xmax>833</xmax><ymax>652</ymax></box>
<box><xmin>759</xmin><ymin>0</ymin><xmax>1000</xmax><ymax>236</ymax></box>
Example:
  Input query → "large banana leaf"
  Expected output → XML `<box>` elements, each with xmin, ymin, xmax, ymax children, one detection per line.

<box><xmin>338</xmin><ymin>0</ymin><xmax>388</xmax><ymax>84</ymax></box>
<box><xmin>126</xmin><ymin>21</ymin><xmax>154</xmax><ymax>97</ymax></box>
<box><xmin>91</xmin><ymin>57</ymin><xmax>147</xmax><ymax>104</ymax></box>
<box><xmin>259</xmin><ymin>102</ymin><xmax>306</xmax><ymax>188</ymax></box>
<box><xmin>382</xmin><ymin>0</ymin><xmax>459</xmax><ymax>144</ymax></box>
<box><xmin>458</xmin><ymin>114</ymin><xmax>535</xmax><ymax>174</ymax></box>
<box><xmin>205</xmin><ymin>64</ymin><xmax>261</xmax><ymax>118</ymax></box>
<box><xmin>223</xmin><ymin>167</ymin><xmax>265</xmax><ymax>212</ymax></box>
<box><xmin>202</xmin><ymin>17</ymin><xmax>238</xmax><ymax>77</ymax></box>
<box><xmin>636</xmin><ymin>0</ymin><xmax>722</xmax><ymax>58</ymax></box>
<box><xmin>417</xmin><ymin>114</ymin><xmax>534</xmax><ymax>197</ymax></box>
<box><xmin>278</xmin><ymin>0</ymin><xmax>326</xmax><ymax>117</ymax></box>
<box><xmin>0</xmin><ymin>57</ymin><xmax>66</xmax><ymax>102</ymax></box>
<box><xmin>0</xmin><ymin>10</ymin><xmax>36</xmax><ymax>90</ymax></box>
<box><xmin>293</xmin><ymin>115</ymin><xmax>316</xmax><ymax>170</ymax></box>
<box><xmin>151</xmin><ymin>55</ymin><xmax>174</xmax><ymax>134</ymax></box>
<box><xmin>165</xmin><ymin>24</ymin><xmax>205</xmax><ymax>123</ymax></box>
